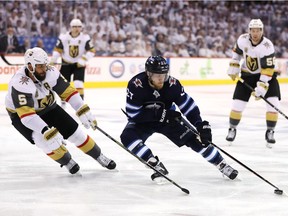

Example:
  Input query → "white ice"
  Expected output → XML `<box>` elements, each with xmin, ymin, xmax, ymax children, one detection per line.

<box><xmin>1</xmin><ymin>84</ymin><xmax>288</xmax><ymax>216</ymax></box>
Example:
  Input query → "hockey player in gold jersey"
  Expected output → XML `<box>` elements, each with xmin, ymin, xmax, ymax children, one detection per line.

<box><xmin>51</xmin><ymin>18</ymin><xmax>95</xmax><ymax>106</ymax></box>
<box><xmin>5</xmin><ymin>47</ymin><xmax>116</xmax><ymax>174</ymax></box>
<box><xmin>226</xmin><ymin>19</ymin><xmax>281</xmax><ymax>147</ymax></box>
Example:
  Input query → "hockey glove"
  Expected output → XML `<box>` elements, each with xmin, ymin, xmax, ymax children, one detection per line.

<box><xmin>254</xmin><ymin>81</ymin><xmax>269</xmax><ymax>100</ymax></box>
<box><xmin>159</xmin><ymin>109</ymin><xmax>181</xmax><ymax>124</ymax></box>
<box><xmin>227</xmin><ymin>59</ymin><xmax>240</xmax><ymax>81</ymax></box>
<box><xmin>77</xmin><ymin>56</ymin><xmax>87</xmax><ymax>68</ymax></box>
<box><xmin>196</xmin><ymin>120</ymin><xmax>212</xmax><ymax>147</ymax></box>
<box><xmin>43</xmin><ymin>127</ymin><xmax>65</xmax><ymax>149</ymax></box>
<box><xmin>76</xmin><ymin>104</ymin><xmax>97</xmax><ymax>130</ymax></box>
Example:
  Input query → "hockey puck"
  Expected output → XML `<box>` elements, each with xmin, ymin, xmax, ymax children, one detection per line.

<box><xmin>274</xmin><ymin>189</ymin><xmax>283</xmax><ymax>195</ymax></box>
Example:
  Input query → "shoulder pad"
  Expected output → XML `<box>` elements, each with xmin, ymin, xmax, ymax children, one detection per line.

<box><xmin>260</xmin><ymin>37</ymin><xmax>275</xmax><ymax>55</ymax></box>
<box><xmin>81</xmin><ymin>33</ymin><xmax>91</xmax><ymax>40</ymax></box>
<box><xmin>11</xmin><ymin>73</ymin><xmax>35</xmax><ymax>94</ymax></box>
<box><xmin>238</xmin><ymin>33</ymin><xmax>249</xmax><ymax>41</ymax></box>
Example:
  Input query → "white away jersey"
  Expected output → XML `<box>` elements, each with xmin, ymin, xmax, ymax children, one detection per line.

<box><xmin>5</xmin><ymin>65</ymin><xmax>77</xmax><ymax>118</ymax></box>
<box><xmin>233</xmin><ymin>33</ymin><xmax>275</xmax><ymax>76</ymax></box>
<box><xmin>54</xmin><ymin>32</ymin><xmax>94</xmax><ymax>63</ymax></box>
<box><xmin>5</xmin><ymin>66</ymin><xmax>60</xmax><ymax>114</ymax></box>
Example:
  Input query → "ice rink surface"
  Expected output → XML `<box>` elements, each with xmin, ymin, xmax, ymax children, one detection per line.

<box><xmin>1</xmin><ymin>84</ymin><xmax>288</xmax><ymax>216</ymax></box>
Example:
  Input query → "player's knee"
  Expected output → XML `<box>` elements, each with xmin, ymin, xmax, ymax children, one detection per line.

<box><xmin>120</xmin><ymin>128</ymin><xmax>131</xmax><ymax>146</ymax></box>
<box><xmin>231</xmin><ymin>99</ymin><xmax>247</xmax><ymax>111</ymax></box>
<box><xmin>185</xmin><ymin>139</ymin><xmax>203</xmax><ymax>152</ymax></box>
<box><xmin>67</xmin><ymin>127</ymin><xmax>87</xmax><ymax>145</ymax></box>
<box><xmin>121</xmin><ymin>127</ymin><xmax>139</xmax><ymax>147</ymax></box>
<box><xmin>74</xmin><ymin>80</ymin><xmax>84</xmax><ymax>89</ymax></box>
<box><xmin>33</xmin><ymin>131</ymin><xmax>60</xmax><ymax>153</ymax></box>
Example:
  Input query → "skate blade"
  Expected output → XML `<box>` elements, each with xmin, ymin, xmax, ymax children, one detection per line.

<box><xmin>227</xmin><ymin>141</ymin><xmax>233</xmax><ymax>146</ymax></box>
<box><xmin>153</xmin><ymin>176</ymin><xmax>169</xmax><ymax>185</ymax></box>
<box><xmin>71</xmin><ymin>172</ymin><xmax>82</xmax><ymax>177</ymax></box>
<box><xmin>266</xmin><ymin>142</ymin><xmax>275</xmax><ymax>149</ymax></box>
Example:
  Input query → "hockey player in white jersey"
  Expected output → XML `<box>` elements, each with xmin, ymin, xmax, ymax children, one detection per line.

<box><xmin>5</xmin><ymin>47</ymin><xmax>116</xmax><ymax>174</ymax></box>
<box><xmin>226</xmin><ymin>19</ymin><xmax>281</xmax><ymax>147</ymax></box>
<box><xmin>51</xmin><ymin>18</ymin><xmax>95</xmax><ymax>106</ymax></box>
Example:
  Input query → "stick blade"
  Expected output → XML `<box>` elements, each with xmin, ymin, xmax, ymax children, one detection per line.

<box><xmin>274</xmin><ymin>189</ymin><xmax>283</xmax><ymax>195</ymax></box>
<box><xmin>181</xmin><ymin>188</ymin><xmax>190</xmax><ymax>194</ymax></box>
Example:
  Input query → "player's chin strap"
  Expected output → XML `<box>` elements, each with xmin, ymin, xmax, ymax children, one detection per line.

<box><xmin>178</xmin><ymin>116</ymin><xmax>285</xmax><ymax>195</ymax></box>
<box><xmin>235</xmin><ymin>75</ymin><xmax>288</xmax><ymax>120</ymax></box>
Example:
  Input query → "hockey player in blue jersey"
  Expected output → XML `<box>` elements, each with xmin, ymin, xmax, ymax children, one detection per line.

<box><xmin>120</xmin><ymin>56</ymin><xmax>238</xmax><ymax>181</ymax></box>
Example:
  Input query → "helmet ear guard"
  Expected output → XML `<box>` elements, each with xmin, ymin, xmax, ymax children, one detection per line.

<box><xmin>24</xmin><ymin>47</ymin><xmax>48</xmax><ymax>73</ymax></box>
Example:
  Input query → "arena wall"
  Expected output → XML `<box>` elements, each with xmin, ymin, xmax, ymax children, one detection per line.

<box><xmin>0</xmin><ymin>56</ymin><xmax>287</xmax><ymax>90</ymax></box>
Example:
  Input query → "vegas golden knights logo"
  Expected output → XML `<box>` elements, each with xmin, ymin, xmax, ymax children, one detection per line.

<box><xmin>38</xmin><ymin>91</ymin><xmax>55</xmax><ymax>108</ymax></box>
<box><xmin>69</xmin><ymin>45</ymin><xmax>79</xmax><ymax>58</ymax></box>
<box><xmin>246</xmin><ymin>55</ymin><xmax>259</xmax><ymax>72</ymax></box>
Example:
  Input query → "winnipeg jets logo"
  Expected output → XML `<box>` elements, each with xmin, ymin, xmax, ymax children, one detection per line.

<box><xmin>169</xmin><ymin>77</ymin><xmax>176</xmax><ymax>87</ymax></box>
<box><xmin>145</xmin><ymin>103</ymin><xmax>161</xmax><ymax>109</ymax></box>
<box><xmin>133</xmin><ymin>78</ymin><xmax>143</xmax><ymax>88</ymax></box>
<box><xmin>19</xmin><ymin>76</ymin><xmax>29</xmax><ymax>85</ymax></box>
<box><xmin>153</xmin><ymin>90</ymin><xmax>160</xmax><ymax>98</ymax></box>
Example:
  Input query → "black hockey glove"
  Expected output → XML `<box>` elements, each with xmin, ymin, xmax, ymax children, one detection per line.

<box><xmin>159</xmin><ymin>109</ymin><xmax>181</xmax><ymax>124</ymax></box>
<box><xmin>196</xmin><ymin>120</ymin><xmax>212</xmax><ymax>147</ymax></box>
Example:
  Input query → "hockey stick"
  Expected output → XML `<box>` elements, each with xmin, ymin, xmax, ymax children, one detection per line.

<box><xmin>95</xmin><ymin>125</ymin><xmax>190</xmax><ymax>194</ymax></box>
<box><xmin>179</xmin><ymin>117</ymin><xmax>285</xmax><ymax>195</ymax></box>
<box><xmin>0</xmin><ymin>54</ymin><xmax>23</xmax><ymax>66</ymax></box>
<box><xmin>0</xmin><ymin>54</ymin><xmax>66</xmax><ymax>66</ymax></box>
<box><xmin>235</xmin><ymin>76</ymin><xmax>288</xmax><ymax>120</ymax></box>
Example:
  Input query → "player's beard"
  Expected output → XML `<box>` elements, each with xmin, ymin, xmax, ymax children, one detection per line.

<box><xmin>34</xmin><ymin>72</ymin><xmax>46</xmax><ymax>81</ymax></box>
<box><xmin>154</xmin><ymin>82</ymin><xmax>164</xmax><ymax>90</ymax></box>
<box><xmin>149</xmin><ymin>79</ymin><xmax>164</xmax><ymax>90</ymax></box>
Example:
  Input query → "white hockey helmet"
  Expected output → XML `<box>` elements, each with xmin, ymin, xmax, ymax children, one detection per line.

<box><xmin>248</xmin><ymin>19</ymin><xmax>264</xmax><ymax>30</ymax></box>
<box><xmin>70</xmin><ymin>18</ymin><xmax>83</xmax><ymax>27</ymax></box>
<box><xmin>24</xmin><ymin>47</ymin><xmax>48</xmax><ymax>72</ymax></box>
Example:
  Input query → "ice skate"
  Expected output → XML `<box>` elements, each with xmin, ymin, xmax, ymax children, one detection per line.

<box><xmin>217</xmin><ymin>160</ymin><xmax>238</xmax><ymax>180</ymax></box>
<box><xmin>265</xmin><ymin>129</ymin><xmax>275</xmax><ymax>148</ymax></box>
<box><xmin>226</xmin><ymin>128</ymin><xmax>236</xmax><ymax>144</ymax></box>
<box><xmin>96</xmin><ymin>153</ymin><xmax>116</xmax><ymax>170</ymax></box>
<box><xmin>61</xmin><ymin>159</ymin><xmax>80</xmax><ymax>174</ymax></box>
<box><xmin>147</xmin><ymin>156</ymin><xmax>169</xmax><ymax>183</ymax></box>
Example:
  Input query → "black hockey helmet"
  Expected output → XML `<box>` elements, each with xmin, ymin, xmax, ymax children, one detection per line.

<box><xmin>145</xmin><ymin>56</ymin><xmax>169</xmax><ymax>74</ymax></box>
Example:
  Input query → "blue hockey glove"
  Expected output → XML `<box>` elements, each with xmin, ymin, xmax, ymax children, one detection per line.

<box><xmin>196</xmin><ymin>120</ymin><xmax>212</xmax><ymax>147</ymax></box>
<box><xmin>159</xmin><ymin>109</ymin><xmax>181</xmax><ymax>124</ymax></box>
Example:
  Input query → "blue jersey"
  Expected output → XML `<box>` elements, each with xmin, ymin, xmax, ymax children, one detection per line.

<box><xmin>125</xmin><ymin>72</ymin><xmax>202</xmax><ymax>127</ymax></box>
